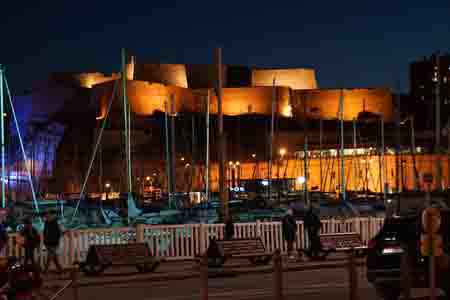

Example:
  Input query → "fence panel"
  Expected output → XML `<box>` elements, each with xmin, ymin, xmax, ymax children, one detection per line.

<box><xmin>4</xmin><ymin>216</ymin><xmax>386</xmax><ymax>265</ymax></box>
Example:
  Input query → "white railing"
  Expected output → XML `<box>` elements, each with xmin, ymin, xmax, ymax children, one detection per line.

<box><xmin>5</xmin><ymin>217</ymin><xmax>384</xmax><ymax>268</ymax></box>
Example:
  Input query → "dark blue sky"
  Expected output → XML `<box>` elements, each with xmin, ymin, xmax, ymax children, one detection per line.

<box><xmin>1</xmin><ymin>0</ymin><xmax>449</xmax><ymax>93</ymax></box>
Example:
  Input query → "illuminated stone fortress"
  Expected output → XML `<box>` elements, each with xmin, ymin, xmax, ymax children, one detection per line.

<box><xmin>27</xmin><ymin>57</ymin><xmax>441</xmax><ymax>197</ymax></box>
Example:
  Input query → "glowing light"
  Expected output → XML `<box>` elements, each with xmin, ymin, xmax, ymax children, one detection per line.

<box><xmin>281</xmin><ymin>105</ymin><xmax>293</xmax><ymax>117</ymax></box>
<box><xmin>229</xmin><ymin>161</ymin><xmax>234</xmax><ymax>166</ymax></box>
<box><xmin>296</xmin><ymin>176</ymin><xmax>306</xmax><ymax>184</ymax></box>
<box><xmin>105</xmin><ymin>183</ymin><xmax>111</xmax><ymax>189</ymax></box>
<box><xmin>146</xmin><ymin>176</ymin><xmax>151</xmax><ymax>181</ymax></box>
<box><xmin>261</xmin><ymin>180</ymin><xmax>269</xmax><ymax>186</ymax></box>
<box><xmin>235</xmin><ymin>161</ymin><xmax>240</xmax><ymax>166</ymax></box>
<box><xmin>252</xmin><ymin>153</ymin><xmax>256</xmax><ymax>158</ymax></box>
<box><xmin>279</xmin><ymin>148</ymin><xmax>287</xmax><ymax>157</ymax></box>
<box><xmin>185</xmin><ymin>163</ymin><xmax>190</xmax><ymax>168</ymax></box>
<box><xmin>181</xmin><ymin>157</ymin><xmax>185</xmax><ymax>161</ymax></box>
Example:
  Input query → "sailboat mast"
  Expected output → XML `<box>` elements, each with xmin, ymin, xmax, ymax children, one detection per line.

<box><xmin>0</xmin><ymin>65</ymin><xmax>5</xmax><ymax>208</ymax></box>
<box><xmin>435</xmin><ymin>54</ymin><xmax>442</xmax><ymax>190</ymax></box>
<box><xmin>215</xmin><ymin>48</ymin><xmax>228</xmax><ymax>220</ymax></box>
<box><xmin>205</xmin><ymin>90</ymin><xmax>210</xmax><ymax>203</ymax></box>
<box><xmin>170</xmin><ymin>95</ymin><xmax>176</xmax><ymax>208</ymax></box>
<box><xmin>339</xmin><ymin>89</ymin><xmax>346</xmax><ymax>202</ymax></box>
<box><xmin>303</xmin><ymin>96</ymin><xmax>309</xmax><ymax>206</ymax></box>
<box><xmin>121</xmin><ymin>48</ymin><xmax>131</xmax><ymax>194</ymax></box>
<box><xmin>381</xmin><ymin>115</ymin><xmax>386</xmax><ymax>201</ymax></box>
<box><xmin>164</xmin><ymin>101</ymin><xmax>172</xmax><ymax>206</ymax></box>
<box><xmin>268</xmin><ymin>78</ymin><xmax>276</xmax><ymax>204</ymax></box>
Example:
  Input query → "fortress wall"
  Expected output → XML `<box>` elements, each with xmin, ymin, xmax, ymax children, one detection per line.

<box><xmin>292</xmin><ymin>88</ymin><xmax>394</xmax><ymax>122</ymax></box>
<box><xmin>196</xmin><ymin>86</ymin><xmax>292</xmax><ymax>116</ymax></box>
<box><xmin>252</xmin><ymin>68</ymin><xmax>318</xmax><ymax>90</ymax></box>
<box><xmin>134</xmin><ymin>64</ymin><xmax>188</xmax><ymax>88</ymax></box>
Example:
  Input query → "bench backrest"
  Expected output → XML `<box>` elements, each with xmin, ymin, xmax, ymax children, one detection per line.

<box><xmin>216</xmin><ymin>238</ymin><xmax>267</xmax><ymax>256</ymax></box>
<box><xmin>320</xmin><ymin>232</ymin><xmax>363</xmax><ymax>250</ymax></box>
<box><xmin>86</xmin><ymin>243</ymin><xmax>152</xmax><ymax>265</ymax></box>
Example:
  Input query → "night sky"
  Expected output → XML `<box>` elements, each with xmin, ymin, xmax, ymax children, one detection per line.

<box><xmin>1</xmin><ymin>0</ymin><xmax>449</xmax><ymax>94</ymax></box>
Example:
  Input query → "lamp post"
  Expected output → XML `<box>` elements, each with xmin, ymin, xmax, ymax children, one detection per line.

<box><xmin>105</xmin><ymin>182</ymin><xmax>111</xmax><ymax>202</ymax></box>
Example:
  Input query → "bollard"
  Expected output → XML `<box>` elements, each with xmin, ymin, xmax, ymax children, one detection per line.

<box><xmin>71</xmin><ymin>269</ymin><xmax>79</xmax><ymax>300</ymax></box>
<box><xmin>401</xmin><ymin>252</ymin><xmax>411</xmax><ymax>300</ymax></box>
<box><xmin>200</xmin><ymin>254</ymin><xmax>208</xmax><ymax>300</ymax></box>
<box><xmin>348</xmin><ymin>251</ymin><xmax>358</xmax><ymax>300</ymax></box>
<box><xmin>273</xmin><ymin>249</ymin><xmax>283</xmax><ymax>300</ymax></box>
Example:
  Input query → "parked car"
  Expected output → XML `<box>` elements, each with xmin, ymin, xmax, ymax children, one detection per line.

<box><xmin>366</xmin><ymin>208</ymin><xmax>450</xmax><ymax>300</ymax></box>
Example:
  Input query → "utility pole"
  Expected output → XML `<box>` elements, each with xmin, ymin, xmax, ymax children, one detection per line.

<box><xmin>0</xmin><ymin>65</ymin><xmax>5</xmax><ymax>208</ymax></box>
<box><xmin>215</xmin><ymin>48</ymin><xmax>228</xmax><ymax>220</ymax></box>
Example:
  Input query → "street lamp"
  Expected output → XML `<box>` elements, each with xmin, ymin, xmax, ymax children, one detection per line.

<box><xmin>251</xmin><ymin>153</ymin><xmax>256</xmax><ymax>159</ymax></box>
<box><xmin>279</xmin><ymin>148</ymin><xmax>287</xmax><ymax>157</ymax></box>
<box><xmin>105</xmin><ymin>182</ymin><xmax>111</xmax><ymax>201</ymax></box>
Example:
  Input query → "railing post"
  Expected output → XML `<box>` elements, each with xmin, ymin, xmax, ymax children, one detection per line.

<box><xmin>273</xmin><ymin>249</ymin><xmax>283</xmax><ymax>300</ymax></box>
<box><xmin>199</xmin><ymin>224</ymin><xmax>207</xmax><ymax>254</ymax></box>
<box><xmin>348</xmin><ymin>252</ymin><xmax>358</xmax><ymax>300</ymax></box>
<box><xmin>401</xmin><ymin>252</ymin><xmax>411</xmax><ymax>300</ymax></box>
<box><xmin>200</xmin><ymin>254</ymin><xmax>208</xmax><ymax>300</ymax></box>
<box><xmin>136</xmin><ymin>224</ymin><xmax>145</xmax><ymax>243</ymax></box>
<box><xmin>256</xmin><ymin>220</ymin><xmax>261</xmax><ymax>237</ymax></box>
<box><xmin>71</xmin><ymin>269</ymin><xmax>79</xmax><ymax>300</ymax></box>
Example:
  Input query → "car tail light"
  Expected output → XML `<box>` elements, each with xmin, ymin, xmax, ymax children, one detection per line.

<box><xmin>368</xmin><ymin>239</ymin><xmax>377</xmax><ymax>249</ymax></box>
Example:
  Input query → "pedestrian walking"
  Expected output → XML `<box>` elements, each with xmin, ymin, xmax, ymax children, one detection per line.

<box><xmin>20</xmin><ymin>218</ymin><xmax>40</xmax><ymax>266</ymax></box>
<box><xmin>304</xmin><ymin>206</ymin><xmax>322</xmax><ymax>258</ymax></box>
<box><xmin>282</xmin><ymin>208</ymin><xmax>297</xmax><ymax>259</ymax></box>
<box><xmin>43</xmin><ymin>212</ymin><xmax>63</xmax><ymax>274</ymax></box>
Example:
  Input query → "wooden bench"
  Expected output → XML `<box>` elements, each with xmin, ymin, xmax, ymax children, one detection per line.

<box><xmin>76</xmin><ymin>243</ymin><xmax>160</xmax><ymax>276</ymax></box>
<box><xmin>320</xmin><ymin>232</ymin><xmax>366</xmax><ymax>254</ymax></box>
<box><xmin>299</xmin><ymin>232</ymin><xmax>366</xmax><ymax>260</ymax></box>
<box><xmin>206</xmin><ymin>237</ymin><xmax>272</xmax><ymax>268</ymax></box>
